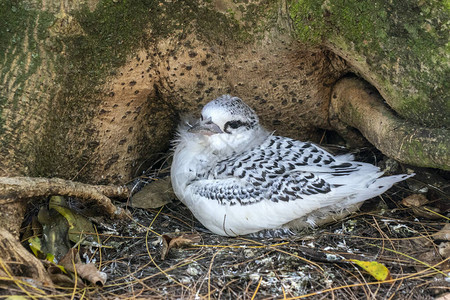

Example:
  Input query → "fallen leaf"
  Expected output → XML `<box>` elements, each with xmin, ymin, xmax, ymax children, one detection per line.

<box><xmin>5</xmin><ymin>296</ymin><xmax>28</xmax><ymax>300</ymax></box>
<box><xmin>59</xmin><ymin>248</ymin><xmax>107</xmax><ymax>286</ymax></box>
<box><xmin>160</xmin><ymin>234</ymin><xmax>201</xmax><ymax>260</ymax></box>
<box><xmin>401</xmin><ymin>194</ymin><xmax>443</xmax><ymax>219</ymax></box>
<box><xmin>49</xmin><ymin>196</ymin><xmax>95</xmax><ymax>244</ymax></box>
<box><xmin>59</xmin><ymin>248</ymin><xmax>81</xmax><ymax>272</ymax></box>
<box><xmin>76</xmin><ymin>262</ymin><xmax>108</xmax><ymax>286</ymax></box>
<box><xmin>160</xmin><ymin>235</ymin><xmax>171</xmax><ymax>260</ymax></box>
<box><xmin>47</xmin><ymin>264</ymin><xmax>84</xmax><ymax>288</ymax></box>
<box><xmin>37</xmin><ymin>206</ymin><xmax>71</xmax><ymax>262</ymax></box>
<box><xmin>434</xmin><ymin>224</ymin><xmax>450</xmax><ymax>241</ymax></box>
<box><xmin>349</xmin><ymin>259</ymin><xmax>391</xmax><ymax>281</ymax></box>
<box><xmin>131</xmin><ymin>177</ymin><xmax>175</xmax><ymax>209</ymax></box>
<box><xmin>46</xmin><ymin>253</ymin><xmax>56</xmax><ymax>263</ymax></box>
<box><xmin>413</xmin><ymin>249</ymin><xmax>446</xmax><ymax>273</ymax></box>
<box><xmin>28</xmin><ymin>236</ymin><xmax>43</xmax><ymax>258</ymax></box>
<box><xmin>170</xmin><ymin>234</ymin><xmax>201</xmax><ymax>248</ymax></box>
<box><xmin>401</xmin><ymin>194</ymin><xmax>428</xmax><ymax>207</ymax></box>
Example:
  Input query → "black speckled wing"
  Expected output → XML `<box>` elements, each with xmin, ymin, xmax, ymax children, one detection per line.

<box><xmin>191</xmin><ymin>136</ymin><xmax>360</xmax><ymax>206</ymax></box>
<box><xmin>191</xmin><ymin>172</ymin><xmax>331</xmax><ymax>206</ymax></box>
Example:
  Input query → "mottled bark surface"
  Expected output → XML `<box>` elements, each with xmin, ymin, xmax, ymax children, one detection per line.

<box><xmin>0</xmin><ymin>0</ymin><xmax>352</xmax><ymax>184</ymax></box>
<box><xmin>1</xmin><ymin>1</ymin><xmax>448</xmax><ymax>186</ymax></box>
<box><xmin>0</xmin><ymin>0</ymin><xmax>447</xmax><ymax>197</ymax></box>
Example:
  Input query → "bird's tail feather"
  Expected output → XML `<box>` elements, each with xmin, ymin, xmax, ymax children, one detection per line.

<box><xmin>347</xmin><ymin>173</ymin><xmax>414</xmax><ymax>206</ymax></box>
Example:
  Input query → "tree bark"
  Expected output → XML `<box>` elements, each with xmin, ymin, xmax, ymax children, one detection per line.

<box><xmin>290</xmin><ymin>0</ymin><xmax>449</xmax><ymax>128</ymax></box>
<box><xmin>1</xmin><ymin>1</ymin><xmax>448</xmax><ymax>185</ymax></box>
<box><xmin>330</xmin><ymin>77</ymin><xmax>450</xmax><ymax>170</ymax></box>
<box><xmin>0</xmin><ymin>0</ymin><xmax>351</xmax><ymax>184</ymax></box>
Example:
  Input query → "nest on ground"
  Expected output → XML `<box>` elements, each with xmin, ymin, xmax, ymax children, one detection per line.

<box><xmin>3</xmin><ymin>148</ymin><xmax>449</xmax><ymax>299</ymax></box>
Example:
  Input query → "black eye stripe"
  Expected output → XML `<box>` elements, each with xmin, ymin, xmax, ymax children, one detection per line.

<box><xmin>224</xmin><ymin>120</ymin><xmax>251</xmax><ymax>133</ymax></box>
<box><xmin>228</xmin><ymin>121</ymin><xmax>243</xmax><ymax>129</ymax></box>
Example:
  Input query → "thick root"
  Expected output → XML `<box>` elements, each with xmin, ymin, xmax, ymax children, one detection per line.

<box><xmin>0</xmin><ymin>228</ymin><xmax>54</xmax><ymax>291</ymax></box>
<box><xmin>0</xmin><ymin>177</ymin><xmax>130</xmax><ymax>237</ymax></box>
<box><xmin>330</xmin><ymin>77</ymin><xmax>450</xmax><ymax>170</ymax></box>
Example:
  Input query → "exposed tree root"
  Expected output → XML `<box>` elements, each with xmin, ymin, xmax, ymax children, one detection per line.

<box><xmin>330</xmin><ymin>77</ymin><xmax>450</xmax><ymax>170</ymax></box>
<box><xmin>0</xmin><ymin>228</ymin><xmax>54</xmax><ymax>291</ymax></box>
<box><xmin>0</xmin><ymin>177</ymin><xmax>130</xmax><ymax>237</ymax></box>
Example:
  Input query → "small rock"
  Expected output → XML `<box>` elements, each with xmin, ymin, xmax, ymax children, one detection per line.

<box><xmin>434</xmin><ymin>224</ymin><xmax>450</xmax><ymax>241</ymax></box>
<box><xmin>186</xmin><ymin>265</ymin><xmax>200</xmax><ymax>276</ymax></box>
<box><xmin>438</xmin><ymin>242</ymin><xmax>450</xmax><ymax>258</ymax></box>
<box><xmin>249</xmin><ymin>274</ymin><xmax>260</xmax><ymax>282</ymax></box>
<box><xmin>244</xmin><ymin>249</ymin><xmax>255</xmax><ymax>258</ymax></box>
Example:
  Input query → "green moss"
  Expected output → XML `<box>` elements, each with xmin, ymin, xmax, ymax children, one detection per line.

<box><xmin>289</xmin><ymin>0</ymin><xmax>449</xmax><ymax>128</ymax></box>
<box><xmin>403</xmin><ymin>135</ymin><xmax>449</xmax><ymax>170</ymax></box>
<box><xmin>290</xmin><ymin>0</ymin><xmax>325</xmax><ymax>44</ymax></box>
<box><xmin>242</xmin><ymin>2</ymin><xmax>279</xmax><ymax>36</ymax></box>
<box><xmin>0</xmin><ymin>1</ymin><xmax>55</xmax><ymax>144</ymax></box>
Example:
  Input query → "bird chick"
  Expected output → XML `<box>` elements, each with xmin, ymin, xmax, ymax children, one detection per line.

<box><xmin>171</xmin><ymin>95</ymin><xmax>413</xmax><ymax>236</ymax></box>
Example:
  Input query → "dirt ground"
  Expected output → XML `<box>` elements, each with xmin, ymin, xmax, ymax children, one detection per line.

<box><xmin>4</xmin><ymin>148</ymin><xmax>450</xmax><ymax>299</ymax></box>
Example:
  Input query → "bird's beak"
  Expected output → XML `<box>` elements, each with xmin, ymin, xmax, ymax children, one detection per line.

<box><xmin>188</xmin><ymin>119</ymin><xmax>223</xmax><ymax>136</ymax></box>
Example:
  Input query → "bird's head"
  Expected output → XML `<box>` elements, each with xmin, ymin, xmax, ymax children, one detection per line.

<box><xmin>187</xmin><ymin>95</ymin><xmax>266</xmax><ymax>154</ymax></box>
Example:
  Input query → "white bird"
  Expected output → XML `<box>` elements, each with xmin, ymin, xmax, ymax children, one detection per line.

<box><xmin>171</xmin><ymin>95</ymin><xmax>413</xmax><ymax>236</ymax></box>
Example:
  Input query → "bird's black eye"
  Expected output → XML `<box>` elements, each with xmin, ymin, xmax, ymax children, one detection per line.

<box><xmin>224</xmin><ymin>120</ymin><xmax>248</xmax><ymax>133</ymax></box>
<box><xmin>228</xmin><ymin>121</ymin><xmax>242</xmax><ymax>129</ymax></box>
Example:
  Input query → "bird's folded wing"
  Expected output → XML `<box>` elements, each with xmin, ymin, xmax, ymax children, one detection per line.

<box><xmin>188</xmin><ymin>171</ymin><xmax>333</xmax><ymax>207</ymax></box>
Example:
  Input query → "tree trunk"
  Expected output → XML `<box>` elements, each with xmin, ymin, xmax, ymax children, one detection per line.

<box><xmin>290</xmin><ymin>0</ymin><xmax>450</xmax><ymax>128</ymax></box>
<box><xmin>0</xmin><ymin>0</ymin><xmax>350</xmax><ymax>184</ymax></box>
